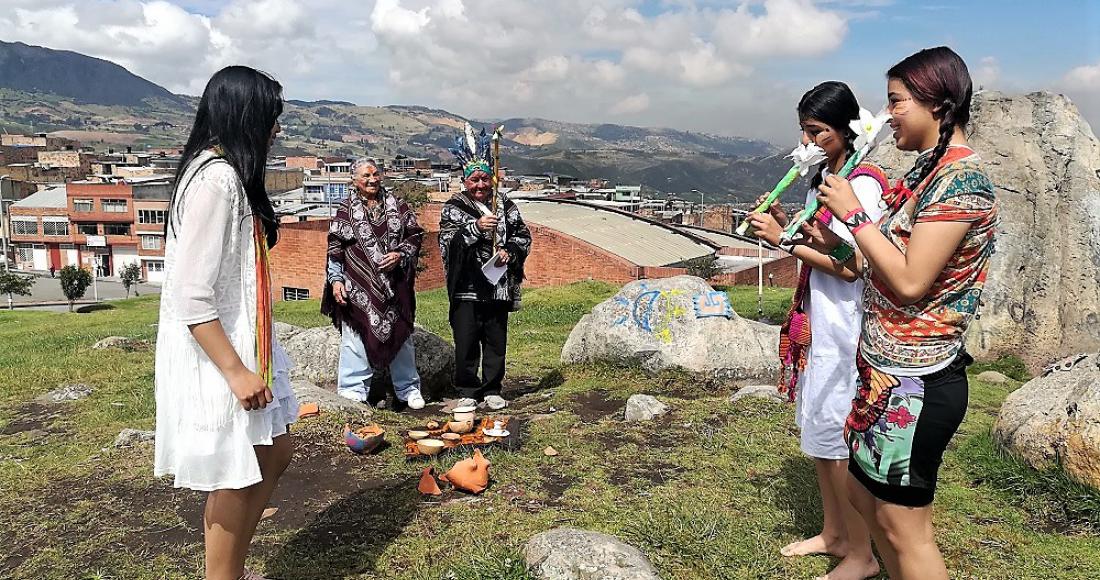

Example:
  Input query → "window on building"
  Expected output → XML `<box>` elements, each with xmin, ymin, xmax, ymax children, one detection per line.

<box><xmin>141</xmin><ymin>235</ymin><xmax>162</xmax><ymax>250</ymax></box>
<box><xmin>16</xmin><ymin>246</ymin><xmax>33</xmax><ymax>262</ymax></box>
<box><xmin>138</xmin><ymin>209</ymin><xmax>167</xmax><ymax>224</ymax></box>
<box><xmin>73</xmin><ymin>199</ymin><xmax>94</xmax><ymax>212</ymax></box>
<box><xmin>42</xmin><ymin>221</ymin><xmax>69</xmax><ymax>236</ymax></box>
<box><xmin>76</xmin><ymin>223</ymin><xmax>99</xmax><ymax>236</ymax></box>
<box><xmin>146</xmin><ymin>260</ymin><xmax>164</xmax><ymax>272</ymax></box>
<box><xmin>282</xmin><ymin>287</ymin><xmax>310</xmax><ymax>301</ymax></box>
<box><xmin>102</xmin><ymin>199</ymin><xmax>128</xmax><ymax>213</ymax></box>
<box><xmin>104</xmin><ymin>224</ymin><xmax>130</xmax><ymax>236</ymax></box>
<box><xmin>12</xmin><ymin>220</ymin><xmax>37</xmax><ymax>235</ymax></box>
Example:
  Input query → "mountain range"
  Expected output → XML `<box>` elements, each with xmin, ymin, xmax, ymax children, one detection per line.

<box><xmin>0</xmin><ymin>40</ymin><xmax>799</xmax><ymax>203</ymax></box>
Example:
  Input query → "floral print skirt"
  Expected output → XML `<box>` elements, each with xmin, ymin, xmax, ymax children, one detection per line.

<box><xmin>845</xmin><ymin>349</ymin><xmax>972</xmax><ymax>507</ymax></box>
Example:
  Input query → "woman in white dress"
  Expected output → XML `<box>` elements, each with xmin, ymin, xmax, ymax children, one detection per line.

<box><xmin>154</xmin><ymin>66</ymin><xmax>297</xmax><ymax>580</ymax></box>
<box><xmin>747</xmin><ymin>81</ymin><xmax>886</xmax><ymax>580</ymax></box>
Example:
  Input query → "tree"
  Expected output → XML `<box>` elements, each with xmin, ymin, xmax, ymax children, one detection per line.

<box><xmin>0</xmin><ymin>270</ymin><xmax>35</xmax><ymax>310</ymax></box>
<box><xmin>59</xmin><ymin>266</ymin><xmax>92</xmax><ymax>312</ymax></box>
<box><xmin>686</xmin><ymin>254</ymin><xmax>722</xmax><ymax>281</ymax></box>
<box><xmin>391</xmin><ymin>180</ymin><xmax>431</xmax><ymax>211</ymax></box>
<box><xmin>120</xmin><ymin>263</ymin><xmax>142</xmax><ymax>298</ymax></box>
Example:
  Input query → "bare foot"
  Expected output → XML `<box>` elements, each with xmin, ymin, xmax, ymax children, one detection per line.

<box><xmin>816</xmin><ymin>553</ymin><xmax>880</xmax><ymax>580</ymax></box>
<box><xmin>781</xmin><ymin>534</ymin><xmax>848</xmax><ymax>558</ymax></box>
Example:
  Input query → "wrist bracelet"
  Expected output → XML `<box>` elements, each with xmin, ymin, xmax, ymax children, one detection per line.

<box><xmin>841</xmin><ymin>207</ymin><xmax>872</xmax><ymax>233</ymax></box>
<box><xmin>828</xmin><ymin>241</ymin><xmax>855</xmax><ymax>264</ymax></box>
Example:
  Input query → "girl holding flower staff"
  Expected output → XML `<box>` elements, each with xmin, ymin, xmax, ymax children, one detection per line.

<box><xmin>747</xmin><ymin>81</ymin><xmax>887</xmax><ymax>580</ymax></box>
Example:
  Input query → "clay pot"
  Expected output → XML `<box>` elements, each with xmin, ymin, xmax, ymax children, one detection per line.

<box><xmin>447</xmin><ymin>420</ymin><xmax>474</xmax><ymax>434</ymax></box>
<box><xmin>418</xmin><ymin>467</ymin><xmax>442</xmax><ymax>496</ymax></box>
<box><xmin>440</xmin><ymin>448</ymin><xmax>491</xmax><ymax>494</ymax></box>
<box><xmin>344</xmin><ymin>423</ymin><xmax>385</xmax><ymax>455</ymax></box>
<box><xmin>407</xmin><ymin>430</ymin><xmax>429</xmax><ymax>440</ymax></box>
<box><xmin>440</xmin><ymin>432</ymin><xmax>462</xmax><ymax>442</ymax></box>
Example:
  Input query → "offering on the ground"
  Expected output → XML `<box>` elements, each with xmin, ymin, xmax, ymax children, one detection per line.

<box><xmin>344</xmin><ymin>423</ymin><xmax>385</xmax><ymax>455</ymax></box>
<box><xmin>439</xmin><ymin>448</ymin><xmax>491</xmax><ymax>494</ymax></box>
<box><xmin>416</xmin><ymin>438</ymin><xmax>445</xmax><ymax>456</ymax></box>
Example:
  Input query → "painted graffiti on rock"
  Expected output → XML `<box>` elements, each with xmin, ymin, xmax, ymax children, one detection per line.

<box><xmin>611</xmin><ymin>283</ymin><xmax>687</xmax><ymax>343</ymax></box>
<box><xmin>694</xmin><ymin>291</ymin><xmax>733</xmax><ymax>319</ymax></box>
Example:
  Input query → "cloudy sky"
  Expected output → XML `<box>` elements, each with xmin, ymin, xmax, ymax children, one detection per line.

<box><xmin>1</xmin><ymin>0</ymin><xmax>1098</xmax><ymax>144</ymax></box>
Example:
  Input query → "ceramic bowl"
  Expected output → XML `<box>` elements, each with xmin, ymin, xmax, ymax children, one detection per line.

<box><xmin>448</xmin><ymin>419</ymin><xmax>474</xmax><ymax>434</ymax></box>
<box><xmin>416</xmin><ymin>438</ymin><xmax>445</xmax><ymax>456</ymax></box>
<box><xmin>407</xmin><ymin>430</ymin><xmax>429</xmax><ymax>440</ymax></box>
<box><xmin>452</xmin><ymin>406</ymin><xmax>477</xmax><ymax>423</ymax></box>
<box><xmin>440</xmin><ymin>432</ymin><xmax>462</xmax><ymax>442</ymax></box>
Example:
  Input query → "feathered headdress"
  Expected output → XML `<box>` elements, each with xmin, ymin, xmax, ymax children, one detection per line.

<box><xmin>450</xmin><ymin>122</ymin><xmax>493</xmax><ymax>178</ymax></box>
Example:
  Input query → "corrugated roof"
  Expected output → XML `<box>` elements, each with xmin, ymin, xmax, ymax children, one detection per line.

<box><xmin>677</xmin><ymin>225</ymin><xmax>767</xmax><ymax>251</ymax></box>
<box><xmin>515</xmin><ymin>199</ymin><xmax>716</xmax><ymax>267</ymax></box>
<box><xmin>12</xmin><ymin>185</ymin><xmax>67</xmax><ymax>209</ymax></box>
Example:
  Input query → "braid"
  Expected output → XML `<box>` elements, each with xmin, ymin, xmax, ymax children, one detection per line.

<box><xmin>810</xmin><ymin>165</ymin><xmax>825</xmax><ymax>190</ymax></box>
<box><xmin>913</xmin><ymin>99</ymin><xmax>956</xmax><ymax>186</ymax></box>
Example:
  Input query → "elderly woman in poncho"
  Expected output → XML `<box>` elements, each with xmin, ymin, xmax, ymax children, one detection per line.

<box><xmin>321</xmin><ymin>158</ymin><xmax>426</xmax><ymax>410</ymax></box>
<box><xmin>439</xmin><ymin>124</ymin><xmax>532</xmax><ymax>410</ymax></box>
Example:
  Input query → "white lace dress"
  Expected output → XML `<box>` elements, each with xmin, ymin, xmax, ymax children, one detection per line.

<box><xmin>153</xmin><ymin>151</ymin><xmax>299</xmax><ymax>491</ymax></box>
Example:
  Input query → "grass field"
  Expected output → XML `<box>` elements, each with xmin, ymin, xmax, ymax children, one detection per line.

<box><xmin>1</xmin><ymin>283</ymin><xmax>1097</xmax><ymax>579</ymax></box>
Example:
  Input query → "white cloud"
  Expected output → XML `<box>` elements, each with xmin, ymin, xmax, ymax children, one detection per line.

<box><xmin>1059</xmin><ymin>61</ymin><xmax>1100</xmax><ymax>128</ymax></box>
<box><xmin>0</xmin><ymin>0</ymin><xmax>864</xmax><ymax>142</ymax></box>
<box><xmin>973</xmin><ymin>56</ymin><xmax>1000</xmax><ymax>89</ymax></box>
<box><xmin>610</xmin><ymin>93</ymin><xmax>650</xmax><ymax>115</ymax></box>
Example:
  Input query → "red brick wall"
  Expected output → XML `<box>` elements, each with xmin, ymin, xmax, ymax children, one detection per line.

<box><xmin>268</xmin><ymin>208</ymin><xmax>801</xmax><ymax>302</ymax></box>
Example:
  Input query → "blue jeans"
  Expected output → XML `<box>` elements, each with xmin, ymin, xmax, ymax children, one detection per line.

<box><xmin>338</xmin><ymin>325</ymin><xmax>421</xmax><ymax>402</ymax></box>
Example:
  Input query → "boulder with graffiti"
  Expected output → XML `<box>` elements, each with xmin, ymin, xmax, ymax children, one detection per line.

<box><xmin>561</xmin><ymin>276</ymin><xmax>778</xmax><ymax>381</ymax></box>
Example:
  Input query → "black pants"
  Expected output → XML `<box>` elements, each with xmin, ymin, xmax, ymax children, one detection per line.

<box><xmin>450</xmin><ymin>300</ymin><xmax>510</xmax><ymax>400</ymax></box>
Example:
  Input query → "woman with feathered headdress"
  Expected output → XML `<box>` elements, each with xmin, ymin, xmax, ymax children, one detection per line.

<box><xmin>438</xmin><ymin>123</ymin><xmax>532</xmax><ymax>410</ymax></box>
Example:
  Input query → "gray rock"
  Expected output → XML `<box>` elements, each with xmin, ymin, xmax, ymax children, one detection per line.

<box><xmin>624</xmin><ymin>394</ymin><xmax>669</xmax><ymax>422</ymax></box>
<box><xmin>871</xmin><ymin>91</ymin><xmax>1100</xmax><ymax>372</ymax></box>
<box><xmin>976</xmin><ymin>370</ymin><xmax>1012</xmax><ymax>385</ymax></box>
<box><xmin>561</xmin><ymin>276</ymin><xmax>778</xmax><ymax>381</ymax></box>
<box><xmin>38</xmin><ymin>384</ymin><xmax>93</xmax><ymax>403</ymax></box>
<box><xmin>291</xmin><ymin>380</ymin><xmax>372</xmax><ymax>418</ymax></box>
<box><xmin>729</xmin><ymin>384</ymin><xmax>786</xmax><ymax>404</ymax></box>
<box><xmin>524</xmin><ymin>528</ymin><xmax>660</xmax><ymax>580</ymax></box>
<box><xmin>993</xmin><ymin>352</ymin><xmax>1100</xmax><ymax>489</ymax></box>
<box><xmin>114</xmin><ymin>429</ymin><xmax>154</xmax><ymax>447</ymax></box>
<box><xmin>274</xmin><ymin>321</ymin><xmax>303</xmax><ymax>344</ymax></box>
<box><xmin>279</xmin><ymin>323</ymin><xmax>455</xmax><ymax>400</ymax></box>
<box><xmin>92</xmin><ymin>336</ymin><xmax>148</xmax><ymax>351</ymax></box>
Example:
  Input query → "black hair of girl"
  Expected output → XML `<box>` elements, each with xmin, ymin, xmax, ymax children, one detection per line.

<box><xmin>169</xmin><ymin>66</ymin><xmax>284</xmax><ymax>248</ymax></box>
<box><xmin>797</xmin><ymin>81</ymin><xmax>860</xmax><ymax>190</ymax></box>
<box><xmin>887</xmin><ymin>46</ymin><xmax>972</xmax><ymax>186</ymax></box>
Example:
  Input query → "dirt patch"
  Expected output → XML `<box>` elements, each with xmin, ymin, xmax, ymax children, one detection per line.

<box><xmin>539</xmin><ymin>465</ymin><xmax>579</xmax><ymax>501</ymax></box>
<box><xmin>0</xmin><ymin>403</ymin><xmax>64</xmax><ymax>436</ymax></box>
<box><xmin>608</xmin><ymin>461</ymin><xmax>685</xmax><ymax>487</ymax></box>
<box><xmin>570</xmin><ymin>390</ymin><xmax>625</xmax><ymax>422</ymax></box>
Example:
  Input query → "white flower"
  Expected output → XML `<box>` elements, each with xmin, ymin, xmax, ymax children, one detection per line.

<box><xmin>851</xmin><ymin>107</ymin><xmax>892</xmax><ymax>152</ymax></box>
<box><xmin>788</xmin><ymin>143</ymin><xmax>828</xmax><ymax>176</ymax></box>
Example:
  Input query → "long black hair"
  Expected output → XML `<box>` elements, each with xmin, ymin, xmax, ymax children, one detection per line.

<box><xmin>797</xmin><ymin>81</ymin><xmax>860</xmax><ymax>189</ymax></box>
<box><xmin>169</xmin><ymin>66</ymin><xmax>283</xmax><ymax>247</ymax></box>
<box><xmin>887</xmin><ymin>47</ymin><xmax>972</xmax><ymax>186</ymax></box>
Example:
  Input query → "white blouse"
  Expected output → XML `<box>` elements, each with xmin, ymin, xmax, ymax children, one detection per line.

<box><xmin>153</xmin><ymin>151</ymin><xmax>298</xmax><ymax>491</ymax></box>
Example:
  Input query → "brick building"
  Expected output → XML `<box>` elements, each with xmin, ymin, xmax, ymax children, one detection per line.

<box><xmin>268</xmin><ymin>198</ymin><xmax>796</xmax><ymax>303</ymax></box>
<box><xmin>10</xmin><ymin>178</ymin><xmax>172</xmax><ymax>280</ymax></box>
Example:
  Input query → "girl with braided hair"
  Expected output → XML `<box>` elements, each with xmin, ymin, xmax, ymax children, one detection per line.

<box><xmin>812</xmin><ymin>47</ymin><xmax>998</xmax><ymax>579</ymax></box>
<box><xmin>747</xmin><ymin>81</ymin><xmax>886</xmax><ymax>580</ymax></box>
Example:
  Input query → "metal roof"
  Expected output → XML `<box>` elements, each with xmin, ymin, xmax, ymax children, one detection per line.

<box><xmin>12</xmin><ymin>185</ymin><xmax>67</xmax><ymax>209</ymax></box>
<box><xmin>676</xmin><ymin>225</ymin><xmax>773</xmax><ymax>252</ymax></box>
<box><xmin>514</xmin><ymin>199</ymin><xmax>717</xmax><ymax>267</ymax></box>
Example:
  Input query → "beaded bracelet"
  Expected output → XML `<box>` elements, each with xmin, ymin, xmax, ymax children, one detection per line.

<box><xmin>828</xmin><ymin>241</ymin><xmax>855</xmax><ymax>264</ymax></box>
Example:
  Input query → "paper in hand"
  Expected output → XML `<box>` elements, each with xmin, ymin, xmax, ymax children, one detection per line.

<box><xmin>481</xmin><ymin>257</ymin><xmax>507</xmax><ymax>285</ymax></box>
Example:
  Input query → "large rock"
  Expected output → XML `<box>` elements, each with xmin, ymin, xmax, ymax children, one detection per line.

<box><xmin>279</xmin><ymin>323</ymin><xmax>454</xmax><ymax>400</ymax></box>
<box><xmin>871</xmin><ymin>91</ymin><xmax>1100</xmax><ymax>372</ymax></box>
<box><xmin>993</xmin><ymin>352</ymin><xmax>1100</xmax><ymax>489</ymax></box>
<box><xmin>562</xmin><ymin>276</ymin><xmax>778</xmax><ymax>381</ymax></box>
<box><xmin>290</xmin><ymin>380</ymin><xmax>372</xmax><ymax>418</ymax></box>
<box><xmin>729</xmin><ymin>384</ymin><xmax>786</xmax><ymax>404</ymax></box>
<box><xmin>37</xmin><ymin>383</ymin><xmax>93</xmax><ymax>403</ymax></box>
<box><xmin>524</xmin><ymin>528</ymin><xmax>660</xmax><ymax>580</ymax></box>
